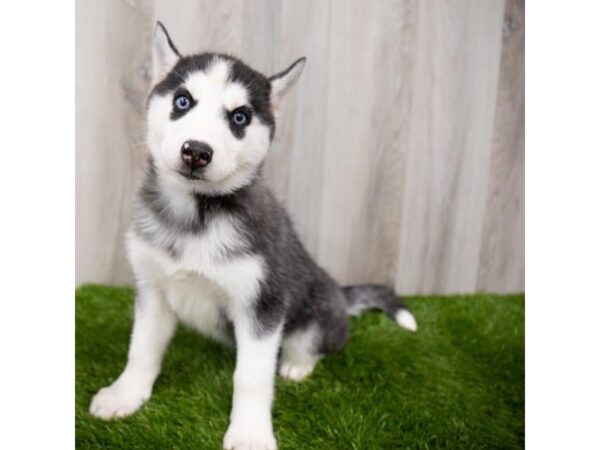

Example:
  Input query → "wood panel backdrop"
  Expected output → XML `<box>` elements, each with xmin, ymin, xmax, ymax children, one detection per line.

<box><xmin>76</xmin><ymin>0</ymin><xmax>524</xmax><ymax>295</ymax></box>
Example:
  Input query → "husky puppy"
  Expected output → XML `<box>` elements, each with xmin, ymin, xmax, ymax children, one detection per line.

<box><xmin>90</xmin><ymin>22</ymin><xmax>417</xmax><ymax>450</ymax></box>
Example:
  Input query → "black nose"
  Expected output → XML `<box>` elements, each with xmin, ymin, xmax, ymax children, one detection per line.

<box><xmin>181</xmin><ymin>140</ymin><xmax>213</xmax><ymax>169</ymax></box>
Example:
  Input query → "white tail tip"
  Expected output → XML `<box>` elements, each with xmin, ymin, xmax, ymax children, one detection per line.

<box><xmin>395</xmin><ymin>309</ymin><xmax>418</xmax><ymax>332</ymax></box>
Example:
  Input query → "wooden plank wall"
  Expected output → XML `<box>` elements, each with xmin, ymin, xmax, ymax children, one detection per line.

<box><xmin>75</xmin><ymin>0</ymin><xmax>525</xmax><ymax>294</ymax></box>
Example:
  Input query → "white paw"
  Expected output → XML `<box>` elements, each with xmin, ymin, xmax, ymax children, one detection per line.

<box><xmin>278</xmin><ymin>360</ymin><xmax>315</xmax><ymax>382</ymax></box>
<box><xmin>223</xmin><ymin>421</ymin><xmax>277</xmax><ymax>450</ymax></box>
<box><xmin>89</xmin><ymin>381</ymin><xmax>151</xmax><ymax>420</ymax></box>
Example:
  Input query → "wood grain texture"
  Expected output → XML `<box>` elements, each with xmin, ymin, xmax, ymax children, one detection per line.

<box><xmin>76</xmin><ymin>0</ymin><xmax>154</xmax><ymax>285</ymax></box>
<box><xmin>76</xmin><ymin>0</ymin><xmax>524</xmax><ymax>294</ymax></box>
<box><xmin>265</xmin><ymin>0</ymin><xmax>332</xmax><ymax>256</ymax></box>
<box><xmin>476</xmin><ymin>0</ymin><xmax>525</xmax><ymax>293</ymax></box>
<box><xmin>394</xmin><ymin>0</ymin><xmax>506</xmax><ymax>294</ymax></box>
<box><xmin>154</xmin><ymin>0</ymin><xmax>244</xmax><ymax>55</ymax></box>
<box><xmin>354</xmin><ymin>0</ymin><xmax>419</xmax><ymax>285</ymax></box>
<box><xmin>317</xmin><ymin>0</ymin><xmax>420</xmax><ymax>286</ymax></box>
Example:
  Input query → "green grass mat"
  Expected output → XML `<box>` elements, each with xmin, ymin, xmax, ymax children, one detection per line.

<box><xmin>76</xmin><ymin>285</ymin><xmax>524</xmax><ymax>449</ymax></box>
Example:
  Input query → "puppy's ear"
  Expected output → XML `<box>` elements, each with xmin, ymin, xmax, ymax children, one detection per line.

<box><xmin>152</xmin><ymin>21</ymin><xmax>181</xmax><ymax>85</ymax></box>
<box><xmin>268</xmin><ymin>57</ymin><xmax>306</xmax><ymax>111</ymax></box>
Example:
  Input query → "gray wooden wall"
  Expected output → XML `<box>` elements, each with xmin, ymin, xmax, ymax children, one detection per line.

<box><xmin>76</xmin><ymin>0</ymin><xmax>524</xmax><ymax>295</ymax></box>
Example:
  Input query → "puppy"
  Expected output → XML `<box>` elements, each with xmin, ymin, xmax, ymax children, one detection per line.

<box><xmin>90</xmin><ymin>22</ymin><xmax>417</xmax><ymax>450</ymax></box>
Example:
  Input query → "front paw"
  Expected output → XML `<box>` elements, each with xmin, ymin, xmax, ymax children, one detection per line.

<box><xmin>223</xmin><ymin>421</ymin><xmax>277</xmax><ymax>450</ymax></box>
<box><xmin>89</xmin><ymin>380</ymin><xmax>151</xmax><ymax>420</ymax></box>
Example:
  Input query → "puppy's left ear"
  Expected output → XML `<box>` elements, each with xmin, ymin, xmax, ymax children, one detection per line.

<box><xmin>268</xmin><ymin>57</ymin><xmax>306</xmax><ymax>110</ymax></box>
<box><xmin>152</xmin><ymin>21</ymin><xmax>181</xmax><ymax>85</ymax></box>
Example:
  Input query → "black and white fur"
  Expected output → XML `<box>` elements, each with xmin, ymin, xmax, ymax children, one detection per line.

<box><xmin>90</xmin><ymin>23</ymin><xmax>417</xmax><ymax>450</ymax></box>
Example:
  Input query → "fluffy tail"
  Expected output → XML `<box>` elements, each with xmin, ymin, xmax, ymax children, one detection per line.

<box><xmin>342</xmin><ymin>284</ymin><xmax>417</xmax><ymax>332</ymax></box>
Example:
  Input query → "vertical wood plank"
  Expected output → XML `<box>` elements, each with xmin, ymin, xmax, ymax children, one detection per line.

<box><xmin>358</xmin><ymin>0</ymin><xmax>420</xmax><ymax>284</ymax></box>
<box><xmin>264</xmin><ymin>0</ymin><xmax>332</xmax><ymax>256</ymax></box>
<box><xmin>316</xmin><ymin>0</ymin><xmax>383</xmax><ymax>283</ymax></box>
<box><xmin>153</xmin><ymin>0</ymin><xmax>244</xmax><ymax>55</ymax></box>
<box><xmin>476</xmin><ymin>0</ymin><xmax>525</xmax><ymax>293</ymax></box>
<box><xmin>316</xmin><ymin>0</ymin><xmax>420</xmax><ymax>285</ymax></box>
<box><xmin>394</xmin><ymin>0</ymin><xmax>506</xmax><ymax>294</ymax></box>
<box><xmin>241</xmin><ymin>0</ymin><xmax>281</xmax><ymax>75</ymax></box>
<box><xmin>75</xmin><ymin>0</ymin><xmax>154</xmax><ymax>285</ymax></box>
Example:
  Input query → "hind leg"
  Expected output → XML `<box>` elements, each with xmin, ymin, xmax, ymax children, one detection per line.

<box><xmin>280</xmin><ymin>279</ymin><xmax>349</xmax><ymax>381</ymax></box>
<box><xmin>279</xmin><ymin>325</ymin><xmax>321</xmax><ymax>382</ymax></box>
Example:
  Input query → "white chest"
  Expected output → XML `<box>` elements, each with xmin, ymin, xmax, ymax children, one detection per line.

<box><xmin>127</xmin><ymin>216</ymin><xmax>265</xmax><ymax>340</ymax></box>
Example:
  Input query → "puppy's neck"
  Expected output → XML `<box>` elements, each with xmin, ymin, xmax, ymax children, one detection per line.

<box><xmin>139</xmin><ymin>156</ymin><xmax>262</xmax><ymax>232</ymax></box>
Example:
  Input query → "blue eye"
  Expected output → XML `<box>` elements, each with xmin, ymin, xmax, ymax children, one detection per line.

<box><xmin>174</xmin><ymin>95</ymin><xmax>191</xmax><ymax>111</ymax></box>
<box><xmin>232</xmin><ymin>110</ymin><xmax>248</xmax><ymax>126</ymax></box>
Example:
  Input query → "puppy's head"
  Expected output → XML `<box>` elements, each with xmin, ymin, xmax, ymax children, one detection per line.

<box><xmin>147</xmin><ymin>22</ymin><xmax>305</xmax><ymax>195</ymax></box>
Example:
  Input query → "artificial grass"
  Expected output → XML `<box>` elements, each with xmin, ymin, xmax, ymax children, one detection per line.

<box><xmin>76</xmin><ymin>285</ymin><xmax>524</xmax><ymax>449</ymax></box>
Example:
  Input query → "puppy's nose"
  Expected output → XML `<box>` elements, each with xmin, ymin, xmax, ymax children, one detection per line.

<box><xmin>181</xmin><ymin>140</ymin><xmax>213</xmax><ymax>169</ymax></box>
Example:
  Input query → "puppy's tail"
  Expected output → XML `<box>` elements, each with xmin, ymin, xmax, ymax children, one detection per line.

<box><xmin>342</xmin><ymin>284</ymin><xmax>417</xmax><ymax>332</ymax></box>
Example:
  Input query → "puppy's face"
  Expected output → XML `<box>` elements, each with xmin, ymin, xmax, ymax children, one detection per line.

<box><xmin>147</xmin><ymin>23</ymin><xmax>305</xmax><ymax>195</ymax></box>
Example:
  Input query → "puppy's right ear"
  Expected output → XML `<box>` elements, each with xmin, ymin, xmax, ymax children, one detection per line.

<box><xmin>152</xmin><ymin>22</ymin><xmax>180</xmax><ymax>85</ymax></box>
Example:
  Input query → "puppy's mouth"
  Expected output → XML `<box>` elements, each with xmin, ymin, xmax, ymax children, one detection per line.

<box><xmin>176</xmin><ymin>169</ymin><xmax>204</xmax><ymax>181</ymax></box>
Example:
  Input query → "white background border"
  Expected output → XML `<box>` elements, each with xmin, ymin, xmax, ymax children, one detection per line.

<box><xmin>1</xmin><ymin>0</ymin><xmax>600</xmax><ymax>448</ymax></box>
<box><xmin>0</xmin><ymin>1</ymin><xmax>74</xmax><ymax>448</ymax></box>
<box><xmin>527</xmin><ymin>0</ymin><xmax>600</xmax><ymax>448</ymax></box>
